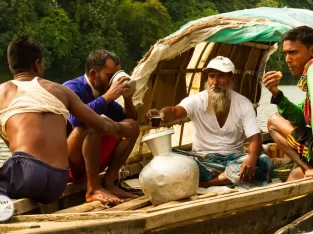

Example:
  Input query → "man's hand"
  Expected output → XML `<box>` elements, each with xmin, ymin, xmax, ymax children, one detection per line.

<box><xmin>305</xmin><ymin>169</ymin><xmax>313</xmax><ymax>178</ymax></box>
<box><xmin>122</xmin><ymin>80</ymin><xmax>136</xmax><ymax>99</ymax></box>
<box><xmin>238</xmin><ymin>156</ymin><xmax>257</xmax><ymax>182</ymax></box>
<box><xmin>262</xmin><ymin>71</ymin><xmax>282</xmax><ymax>96</ymax></box>
<box><xmin>145</xmin><ymin>109</ymin><xmax>161</xmax><ymax>123</ymax></box>
<box><xmin>103</xmin><ymin>76</ymin><xmax>130</xmax><ymax>103</ymax></box>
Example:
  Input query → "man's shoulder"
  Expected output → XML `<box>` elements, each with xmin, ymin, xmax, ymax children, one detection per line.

<box><xmin>189</xmin><ymin>90</ymin><xmax>207</xmax><ymax>100</ymax></box>
<box><xmin>180</xmin><ymin>91</ymin><xmax>207</xmax><ymax>112</ymax></box>
<box><xmin>63</xmin><ymin>75</ymin><xmax>85</xmax><ymax>86</ymax></box>
<box><xmin>0</xmin><ymin>81</ymin><xmax>14</xmax><ymax>90</ymax></box>
<box><xmin>181</xmin><ymin>91</ymin><xmax>206</xmax><ymax>103</ymax></box>
<box><xmin>231</xmin><ymin>91</ymin><xmax>252</xmax><ymax>104</ymax></box>
<box><xmin>0</xmin><ymin>81</ymin><xmax>15</xmax><ymax>99</ymax></box>
<box><xmin>63</xmin><ymin>75</ymin><xmax>86</xmax><ymax>91</ymax></box>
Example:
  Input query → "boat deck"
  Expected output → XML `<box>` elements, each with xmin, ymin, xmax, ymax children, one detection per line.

<box><xmin>2</xmin><ymin>177</ymin><xmax>313</xmax><ymax>234</ymax></box>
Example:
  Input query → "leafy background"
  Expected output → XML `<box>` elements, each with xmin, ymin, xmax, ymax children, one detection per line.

<box><xmin>0</xmin><ymin>0</ymin><xmax>311</xmax><ymax>84</ymax></box>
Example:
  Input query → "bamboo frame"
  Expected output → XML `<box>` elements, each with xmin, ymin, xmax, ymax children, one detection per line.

<box><xmin>239</xmin><ymin>47</ymin><xmax>255</xmax><ymax>94</ymax></box>
<box><xmin>172</xmin><ymin>49</ymin><xmax>194</xmax><ymax>106</ymax></box>
<box><xmin>179</xmin><ymin>43</ymin><xmax>210</xmax><ymax>148</ymax></box>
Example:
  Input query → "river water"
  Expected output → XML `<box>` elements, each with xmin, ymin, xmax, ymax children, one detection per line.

<box><xmin>257</xmin><ymin>85</ymin><xmax>306</xmax><ymax>132</ymax></box>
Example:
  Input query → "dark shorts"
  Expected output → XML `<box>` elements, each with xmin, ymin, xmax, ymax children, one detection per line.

<box><xmin>0</xmin><ymin>152</ymin><xmax>69</xmax><ymax>204</ymax></box>
<box><xmin>287</xmin><ymin>126</ymin><xmax>313</xmax><ymax>165</ymax></box>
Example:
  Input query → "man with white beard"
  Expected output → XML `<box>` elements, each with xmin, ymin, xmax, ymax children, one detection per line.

<box><xmin>146</xmin><ymin>56</ymin><xmax>271</xmax><ymax>187</ymax></box>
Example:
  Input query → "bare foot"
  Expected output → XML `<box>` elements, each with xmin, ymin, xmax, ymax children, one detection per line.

<box><xmin>104</xmin><ymin>184</ymin><xmax>138</xmax><ymax>199</ymax></box>
<box><xmin>86</xmin><ymin>188</ymin><xmax>124</xmax><ymax>204</ymax></box>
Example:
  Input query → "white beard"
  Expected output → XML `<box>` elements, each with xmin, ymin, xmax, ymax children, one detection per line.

<box><xmin>207</xmin><ymin>86</ymin><xmax>232</xmax><ymax>114</ymax></box>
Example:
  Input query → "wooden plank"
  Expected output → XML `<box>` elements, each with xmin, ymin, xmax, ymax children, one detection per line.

<box><xmin>148</xmin><ymin>193</ymin><xmax>313</xmax><ymax>234</ymax></box>
<box><xmin>13</xmin><ymin>199</ymin><xmax>41</xmax><ymax>216</ymax></box>
<box><xmin>145</xmin><ymin>193</ymin><xmax>218</xmax><ymax>213</ymax></box>
<box><xmin>9</xmin><ymin>210</ymin><xmax>142</xmax><ymax>223</ymax></box>
<box><xmin>8</xmin><ymin>193</ymin><xmax>313</xmax><ymax>234</ymax></box>
<box><xmin>0</xmin><ymin>222</ymin><xmax>42</xmax><ymax>233</ymax></box>
<box><xmin>54</xmin><ymin>201</ymin><xmax>106</xmax><ymax>214</ymax></box>
<box><xmin>144</xmin><ymin>178</ymin><xmax>313</xmax><ymax>230</ymax></box>
<box><xmin>6</xmin><ymin>217</ymin><xmax>146</xmax><ymax>234</ymax></box>
<box><xmin>146</xmin><ymin>193</ymin><xmax>218</xmax><ymax>213</ymax></box>
<box><xmin>105</xmin><ymin>196</ymin><xmax>151</xmax><ymax>211</ymax></box>
<box><xmin>275</xmin><ymin>209</ymin><xmax>313</xmax><ymax>234</ymax></box>
<box><xmin>7</xmin><ymin>179</ymin><xmax>313</xmax><ymax>233</ymax></box>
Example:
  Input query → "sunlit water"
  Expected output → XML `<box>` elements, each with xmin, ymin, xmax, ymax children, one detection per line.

<box><xmin>257</xmin><ymin>85</ymin><xmax>306</xmax><ymax>132</ymax></box>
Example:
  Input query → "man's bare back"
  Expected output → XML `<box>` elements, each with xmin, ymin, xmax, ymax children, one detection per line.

<box><xmin>0</xmin><ymin>36</ymin><xmax>134</xmax><ymax>204</ymax></box>
<box><xmin>0</xmin><ymin>79</ymin><xmax>69</xmax><ymax>168</ymax></box>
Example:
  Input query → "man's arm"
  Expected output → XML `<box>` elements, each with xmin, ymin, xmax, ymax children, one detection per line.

<box><xmin>0</xmin><ymin>133</ymin><xmax>9</xmax><ymax>148</ymax></box>
<box><xmin>239</xmin><ymin>100</ymin><xmax>262</xmax><ymax>182</ymax></box>
<box><xmin>307</xmin><ymin>65</ymin><xmax>313</xmax><ymax>134</ymax></box>
<box><xmin>62</xmin><ymin>86</ymin><xmax>131</xmax><ymax>137</ymax></box>
<box><xmin>64</xmin><ymin>82</ymin><xmax>111</xmax><ymax>127</ymax></box>
<box><xmin>271</xmin><ymin>90</ymin><xmax>306</xmax><ymax>126</ymax></box>
<box><xmin>239</xmin><ymin>133</ymin><xmax>262</xmax><ymax>182</ymax></box>
<box><xmin>247</xmin><ymin>133</ymin><xmax>262</xmax><ymax>160</ymax></box>
<box><xmin>103</xmin><ymin>76</ymin><xmax>137</xmax><ymax>120</ymax></box>
<box><xmin>160</xmin><ymin>106</ymin><xmax>187</xmax><ymax>123</ymax></box>
<box><xmin>122</xmin><ymin>96</ymin><xmax>137</xmax><ymax>120</ymax></box>
<box><xmin>263</xmin><ymin>71</ymin><xmax>305</xmax><ymax>126</ymax></box>
<box><xmin>146</xmin><ymin>106</ymin><xmax>187</xmax><ymax>124</ymax></box>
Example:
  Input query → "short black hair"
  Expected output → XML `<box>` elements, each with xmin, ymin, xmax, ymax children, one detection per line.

<box><xmin>7</xmin><ymin>36</ymin><xmax>44</xmax><ymax>74</ymax></box>
<box><xmin>282</xmin><ymin>26</ymin><xmax>313</xmax><ymax>48</ymax></box>
<box><xmin>85</xmin><ymin>50</ymin><xmax>120</xmax><ymax>74</ymax></box>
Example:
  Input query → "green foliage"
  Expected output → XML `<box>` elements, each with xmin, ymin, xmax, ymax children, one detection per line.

<box><xmin>256</xmin><ymin>0</ymin><xmax>280</xmax><ymax>8</ymax></box>
<box><xmin>0</xmin><ymin>0</ymin><xmax>312</xmax><ymax>83</ymax></box>
<box><xmin>116</xmin><ymin>0</ymin><xmax>171</xmax><ymax>70</ymax></box>
<box><xmin>161</xmin><ymin>0</ymin><xmax>218</xmax><ymax>30</ymax></box>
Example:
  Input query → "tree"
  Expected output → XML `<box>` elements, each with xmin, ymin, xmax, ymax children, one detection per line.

<box><xmin>256</xmin><ymin>0</ymin><xmax>280</xmax><ymax>8</ymax></box>
<box><xmin>161</xmin><ymin>0</ymin><xmax>218</xmax><ymax>30</ymax></box>
<box><xmin>116</xmin><ymin>0</ymin><xmax>172</xmax><ymax>71</ymax></box>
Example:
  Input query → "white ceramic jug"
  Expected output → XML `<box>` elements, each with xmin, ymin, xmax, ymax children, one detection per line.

<box><xmin>139</xmin><ymin>129</ymin><xmax>199</xmax><ymax>205</ymax></box>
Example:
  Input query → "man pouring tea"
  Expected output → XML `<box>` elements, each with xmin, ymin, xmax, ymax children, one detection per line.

<box><xmin>146</xmin><ymin>56</ymin><xmax>272</xmax><ymax>187</ymax></box>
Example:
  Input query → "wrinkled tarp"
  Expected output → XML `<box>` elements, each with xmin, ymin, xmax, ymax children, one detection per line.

<box><xmin>132</xmin><ymin>7</ymin><xmax>313</xmax><ymax>106</ymax></box>
<box><xmin>175</xmin><ymin>7</ymin><xmax>313</xmax><ymax>44</ymax></box>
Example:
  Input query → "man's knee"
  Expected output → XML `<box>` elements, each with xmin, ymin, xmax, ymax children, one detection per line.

<box><xmin>287</xmin><ymin>167</ymin><xmax>304</xmax><ymax>181</ymax></box>
<box><xmin>267</xmin><ymin>113</ymin><xmax>281</xmax><ymax>132</ymax></box>
<box><xmin>70</xmin><ymin>126</ymin><xmax>101</xmax><ymax>142</ymax></box>
<box><xmin>123</xmin><ymin>119</ymin><xmax>140</xmax><ymax>138</ymax></box>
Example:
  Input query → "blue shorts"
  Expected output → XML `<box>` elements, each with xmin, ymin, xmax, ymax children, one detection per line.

<box><xmin>0</xmin><ymin>152</ymin><xmax>69</xmax><ymax>204</ymax></box>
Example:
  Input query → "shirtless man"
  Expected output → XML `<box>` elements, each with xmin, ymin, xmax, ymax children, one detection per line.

<box><xmin>0</xmin><ymin>36</ymin><xmax>131</xmax><ymax>204</ymax></box>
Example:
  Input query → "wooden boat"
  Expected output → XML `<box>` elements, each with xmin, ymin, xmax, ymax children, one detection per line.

<box><xmin>2</xmin><ymin>7</ymin><xmax>313</xmax><ymax>234</ymax></box>
<box><xmin>275</xmin><ymin>208</ymin><xmax>313</xmax><ymax>234</ymax></box>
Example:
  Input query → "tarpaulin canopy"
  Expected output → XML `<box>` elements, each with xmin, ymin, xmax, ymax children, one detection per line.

<box><xmin>132</xmin><ymin>7</ymin><xmax>313</xmax><ymax>106</ymax></box>
<box><xmin>175</xmin><ymin>7</ymin><xmax>313</xmax><ymax>44</ymax></box>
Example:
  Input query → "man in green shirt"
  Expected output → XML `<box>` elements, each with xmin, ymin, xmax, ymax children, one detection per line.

<box><xmin>263</xmin><ymin>26</ymin><xmax>313</xmax><ymax>181</ymax></box>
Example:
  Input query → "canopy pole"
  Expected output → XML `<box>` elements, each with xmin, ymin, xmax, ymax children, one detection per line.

<box><xmin>239</xmin><ymin>48</ymin><xmax>255</xmax><ymax>94</ymax></box>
